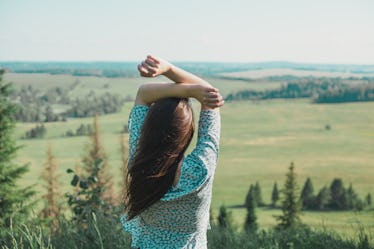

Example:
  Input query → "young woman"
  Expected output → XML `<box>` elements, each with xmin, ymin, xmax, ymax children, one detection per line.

<box><xmin>121</xmin><ymin>55</ymin><xmax>223</xmax><ymax>249</ymax></box>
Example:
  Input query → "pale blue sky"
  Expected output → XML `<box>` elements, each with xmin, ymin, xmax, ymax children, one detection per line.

<box><xmin>1</xmin><ymin>0</ymin><xmax>373</xmax><ymax>63</ymax></box>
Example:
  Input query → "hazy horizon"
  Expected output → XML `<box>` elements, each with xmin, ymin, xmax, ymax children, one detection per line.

<box><xmin>1</xmin><ymin>0</ymin><xmax>373</xmax><ymax>64</ymax></box>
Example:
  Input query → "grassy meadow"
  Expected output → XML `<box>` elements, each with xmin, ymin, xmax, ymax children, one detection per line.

<box><xmin>4</xmin><ymin>72</ymin><xmax>374</xmax><ymax>242</ymax></box>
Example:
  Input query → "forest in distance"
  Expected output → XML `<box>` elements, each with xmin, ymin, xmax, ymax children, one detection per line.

<box><xmin>1</xmin><ymin>61</ymin><xmax>374</xmax><ymax>248</ymax></box>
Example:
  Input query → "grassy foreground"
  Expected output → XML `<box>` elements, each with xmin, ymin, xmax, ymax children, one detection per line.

<box><xmin>2</xmin><ymin>211</ymin><xmax>372</xmax><ymax>249</ymax></box>
<box><xmin>6</xmin><ymin>73</ymin><xmax>374</xmax><ymax>241</ymax></box>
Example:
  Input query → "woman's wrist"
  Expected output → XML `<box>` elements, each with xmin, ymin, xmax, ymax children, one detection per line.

<box><xmin>162</xmin><ymin>64</ymin><xmax>177</xmax><ymax>80</ymax></box>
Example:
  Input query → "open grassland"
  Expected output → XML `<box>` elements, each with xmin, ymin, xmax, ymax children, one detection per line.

<box><xmin>7</xmin><ymin>73</ymin><xmax>374</xmax><ymax>240</ymax></box>
<box><xmin>14</xmin><ymin>100</ymin><xmax>374</xmax><ymax>237</ymax></box>
<box><xmin>3</xmin><ymin>73</ymin><xmax>282</xmax><ymax>99</ymax></box>
<box><xmin>221</xmin><ymin>68</ymin><xmax>374</xmax><ymax>79</ymax></box>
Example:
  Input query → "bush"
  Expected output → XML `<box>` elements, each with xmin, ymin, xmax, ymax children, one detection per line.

<box><xmin>23</xmin><ymin>123</ymin><xmax>46</xmax><ymax>139</ymax></box>
<box><xmin>2</xmin><ymin>218</ymin><xmax>373</xmax><ymax>249</ymax></box>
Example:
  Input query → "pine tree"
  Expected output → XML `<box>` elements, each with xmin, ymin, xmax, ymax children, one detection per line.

<box><xmin>67</xmin><ymin>115</ymin><xmax>116</xmax><ymax>223</ymax></box>
<box><xmin>346</xmin><ymin>183</ymin><xmax>357</xmax><ymax>210</ymax></box>
<box><xmin>366</xmin><ymin>193</ymin><xmax>372</xmax><ymax>207</ymax></box>
<box><xmin>254</xmin><ymin>181</ymin><xmax>264</xmax><ymax>206</ymax></box>
<box><xmin>300</xmin><ymin>177</ymin><xmax>314</xmax><ymax>209</ymax></box>
<box><xmin>217</xmin><ymin>205</ymin><xmax>233</xmax><ymax>229</ymax></box>
<box><xmin>315</xmin><ymin>186</ymin><xmax>330</xmax><ymax>210</ymax></box>
<box><xmin>271</xmin><ymin>182</ymin><xmax>279</xmax><ymax>207</ymax></box>
<box><xmin>275</xmin><ymin>162</ymin><xmax>302</xmax><ymax>229</ymax></box>
<box><xmin>0</xmin><ymin>70</ymin><xmax>35</xmax><ymax>229</ymax></box>
<box><xmin>329</xmin><ymin>178</ymin><xmax>346</xmax><ymax>210</ymax></box>
<box><xmin>82</xmin><ymin>114</ymin><xmax>115</xmax><ymax>205</ymax></box>
<box><xmin>40</xmin><ymin>144</ymin><xmax>62</xmax><ymax>230</ymax></box>
<box><xmin>244</xmin><ymin>184</ymin><xmax>254</xmax><ymax>208</ymax></box>
<box><xmin>244</xmin><ymin>189</ymin><xmax>258</xmax><ymax>232</ymax></box>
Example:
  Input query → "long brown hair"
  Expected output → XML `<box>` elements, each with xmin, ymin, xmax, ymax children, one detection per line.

<box><xmin>125</xmin><ymin>98</ymin><xmax>194</xmax><ymax>220</ymax></box>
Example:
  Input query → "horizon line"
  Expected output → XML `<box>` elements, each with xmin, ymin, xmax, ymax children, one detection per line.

<box><xmin>1</xmin><ymin>60</ymin><xmax>374</xmax><ymax>66</ymax></box>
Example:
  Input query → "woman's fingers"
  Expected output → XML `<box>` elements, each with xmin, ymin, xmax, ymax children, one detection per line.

<box><xmin>138</xmin><ymin>61</ymin><xmax>158</xmax><ymax>76</ymax></box>
<box><xmin>203</xmin><ymin>91</ymin><xmax>224</xmax><ymax>107</ymax></box>
<box><xmin>138</xmin><ymin>63</ymin><xmax>154</xmax><ymax>77</ymax></box>
<box><xmin>145</xmin><ymin>58</ymin><xmax>158</xmax><ymax>68</ymax></box>
<box><xmin>147</xmin><ymin>55</ymin><xmax>160</xmax><ymax>64</ymax></box>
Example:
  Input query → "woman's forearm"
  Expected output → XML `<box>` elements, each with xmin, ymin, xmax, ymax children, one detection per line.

<box><xmin>163</xmin><ymin>65</ymin><xmax>212</xmax><ymax>87</ymax></box>
<box><xmin>135</xmin><ymin>83</ymin><xmax>222</xmax><ymax>108</ymax></box>
<box><xmin>135</xmin><ymin>83</ymin><xmax>197</xmax><ymax>106</ymax></box>
<box><xmin>138</xmin><ymin>55</ymin><xmax>213</xmax><ymax>88</ymax></box>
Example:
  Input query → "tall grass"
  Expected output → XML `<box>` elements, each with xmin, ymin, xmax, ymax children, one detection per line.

<box><xmin>2</xmin><ymin>213</ymin><xmax>372</xmax><ymax>249</ymax></box>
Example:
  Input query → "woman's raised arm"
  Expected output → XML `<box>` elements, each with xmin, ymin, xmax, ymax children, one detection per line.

<box><xmin>136</xmin><ymin>55</ymin><xmax>223</xmax><ymax>109</ymax></box>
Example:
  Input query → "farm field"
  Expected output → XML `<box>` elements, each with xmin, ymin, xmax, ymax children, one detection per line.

<box><xmin>6</xmin><ymin>73</ymin><xmax>374</xmax><ymax>240</ymax></box>
<box><xmin>221</xmin><ymin>68</ymin><xmax>374</xmax><ymax>79</ymax></box>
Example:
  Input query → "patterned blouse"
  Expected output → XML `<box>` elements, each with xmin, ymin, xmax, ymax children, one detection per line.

<box><xmin>121</xmin><ymin>104</ymin><xmax>221</xmax><ymax>249</ymax></box>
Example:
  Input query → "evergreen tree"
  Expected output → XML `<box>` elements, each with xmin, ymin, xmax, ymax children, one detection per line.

<box><xmin>67</xmin><ymin>115</ymin><xmax>116</xmax><ymax>223</ymax></box>
<box><xmin>345</xmin><ymin>183</ymin><xmax>357</xmax><ymax>210</ymax></box>
<box><xmin>40</xmin><ymin>144</ymin><xmax>62</xmax><ymax>230</ymax></box>
<box><xmin>275</xmin><ymin>162</ymin><xmax>302</xmax><ymax>229</ymax></box>
<box><xmin>0</xmin><ymin>70</ymin><xmax>35</xmax><ymax>230</ymax></box>
<box><xmin>366</xmin><ymin>193</ymin><xmax>372</xmax><ymax>207</ymax></box>
<box><xmin>300</xmin><ymin>177</ymin><xmax>314</xmax><ymax>209</ymax></box>
<box><xmin>244</xmin><ymin>189</ymin><xmax>258</xmax><ymax>232</ymax></box>
<box><xmin>217</xmin><ymin>205</ymin><xmax>233</xmax><ymax>229</ymax></box>
<box><xmin>271</xmin><ymin>182</ymin><xmax>279</xmax><ymax>207</ymax></box>
<box><xmin>329</xmin><ymin>178</ymin><xmax>346</xmax><ymax>210</ymax></box>
<box><xmin>315</xmin><ymin>186</ymin><xmax>330</xmax><ymax>210</ymax></box>
<box><xmin>244</xmin><ymin>184</ymin><xmax>255</xmax><ymax>208</ymax></box>
<box><xmin>254</xmin><ymin>181</ymin><xmax>264</xmax><ymax>206</ymax></box>
<box><xmin>82</xmin><ymin>114</ymin><xmax>115</xmax><ymax>205</ymax></box>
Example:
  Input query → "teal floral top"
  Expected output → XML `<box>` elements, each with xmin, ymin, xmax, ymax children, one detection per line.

<box><xmin>121</xmin><ymin>105</ymin><xmax>221</xmax><ymax>249</ymax></box>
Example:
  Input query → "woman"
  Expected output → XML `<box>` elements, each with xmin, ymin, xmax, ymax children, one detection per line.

<box><xmin>121</xmin><ymin>55</ymin><xmax>224</xmax><ymax>249</ymax></box>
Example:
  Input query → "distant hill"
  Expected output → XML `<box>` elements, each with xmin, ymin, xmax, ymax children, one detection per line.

<box><xmin>1</xmin><ymin>61</ymin><xmax>374</xmax><ymax>78</ymax></box>
<box><xmin>221</xmin><ymin>68</ymin><xmax>374</xmax><ymax>80</ymax></box>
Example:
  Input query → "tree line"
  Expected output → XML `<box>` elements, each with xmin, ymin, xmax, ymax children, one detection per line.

<box><xmin>10</xmin><ymin>84</ymin><xmax>126</xmax><ymax>122</ymax></box>
<box><xmin>243</xmin><ymin>177</ymin><xmax>371</xmax><ymax>212</ymax></box>
<box><xmin>226</xmin><ymin>78</ymin><xmax>374</xmax><ymax>103</ymax></box>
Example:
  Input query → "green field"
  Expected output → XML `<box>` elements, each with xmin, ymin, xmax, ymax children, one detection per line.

<box><xmin>6</xmin><ymin>73</ymin><xmax>374</xmax><ymax>241</ymax></box>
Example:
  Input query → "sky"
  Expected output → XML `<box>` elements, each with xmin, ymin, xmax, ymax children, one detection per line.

<box><xmin>0</xmin><ymin>0</ymin><xmax>373</xmax><ymax>63</ymax></box>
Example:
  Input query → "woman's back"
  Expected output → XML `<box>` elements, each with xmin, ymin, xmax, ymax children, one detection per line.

<box><xmin>121</xmin><ymin>105</ymin><xmax>221</xmax><ymax>249</ymax></box>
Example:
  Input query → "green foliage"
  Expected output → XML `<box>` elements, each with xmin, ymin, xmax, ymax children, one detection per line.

<box><xmin>244</xmin><ymin>184</ymin><xmax>254</xmax><ymax>208</ymax></box>
<box><xmin>366</xmin><ymin>193</ymin><xmax>372</xmax><ymax>207</ymax></box>
<box><xmin>217</xmin><ymin>205</ymin><xmax>234</xmax><ymax>230</ymax></box>
<box><xmin>66</xmin><ymin>159</ymin><xmax>112</xmax><ymax>224</ymax></box>
<box><xmin>254</xmin><ymin>181</ymin><xmax>265</xmax><ymax>206</ymax></box>
<box><xmin>225</xmin><ymin>78</ymin><xmax>374</xmax><ymax>103</ymax></box>
<box><xmin>245</xmin><ymin>182</ymin><xmax>264</xmax><ymax>208</ymax></box>
<box><xmin>0</xmin><ymin>70</ymin><xmax>35</xmax><ymax>232</ymax></box>
<box><xmin>275</xmin><ymin>162</ymin><xmax>302</xmax><ymax>229</ymax></box>
<box><xmin>3</xmin><ymin>221</ymin><xmax>373</xmax><ymax>249</ymax></box>
<box><xmin>2</xmin><ymin>211</ymin><xmax>131</xmax><ymax>249</ymax></box>
<box><xmin>65</xmin><ymin>91</ymin><xmax>125</xmax><ymax>118</ymax></box>
<box><xmin>23</xmin><ymin>123</ymin><xmax>47</xmax><ymax>139</ymax></box>
<box><xmin>315</xmin><ymin>186</ymin><xmax>330</xmax><ymax>210</ymax></box>
<box><xmin>300</xmin><ymin>177</ymin><xmax>315</xmax><ymax>209</ymax></box>
<box><xmin>330</xmin><ymin>178</ymin><xmax>346</xmax><ymax>209</ymax></box>
<box><xmin>244</xmin><ymin>189</ymin><xmax>258</xmax><ymax>232</ymax></box>
<box><xmin>207</xmin><ymin>225</ymin><xmax>372</xmax><ymax>249</ymax></box>
<box><xmin>64</xmin><ymin>123</ymin><xmax>93</xmax><ymax>137</ymax></box>
<box><xmin>297</xmin><ymin>178</ymin><xmax>365</xmax><ymax>211</ymax></box>
<box><xmin>12</xmin><ymin>85</ymin><xmax>68</xmax><ymax>122</ymax></box>
<box><xmin>271</xmin><ymin>182</ymin><xmax>279</xmax><ymax>207</ymax></box>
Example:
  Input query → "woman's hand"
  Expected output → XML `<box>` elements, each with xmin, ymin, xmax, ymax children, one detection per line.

<box><xmin>193</xmin><ymin>85</ymin><xmax>225</xmax><ymax>109</ymax></box>
<box><xmin>137</xmin><ymin>55</ymin><xmax>172</xmax><ymax>77</ymax></box>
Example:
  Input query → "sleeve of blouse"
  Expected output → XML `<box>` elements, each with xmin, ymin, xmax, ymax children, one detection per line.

<box><xmin>128</xmin><ymin>105</ymin><xmax>150</xmax><ymax>166</ymax></box>
<box><xmin>162</xmin><ymin>109</ymin><xmax>221</xmax><ymax>200</ymax></box>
